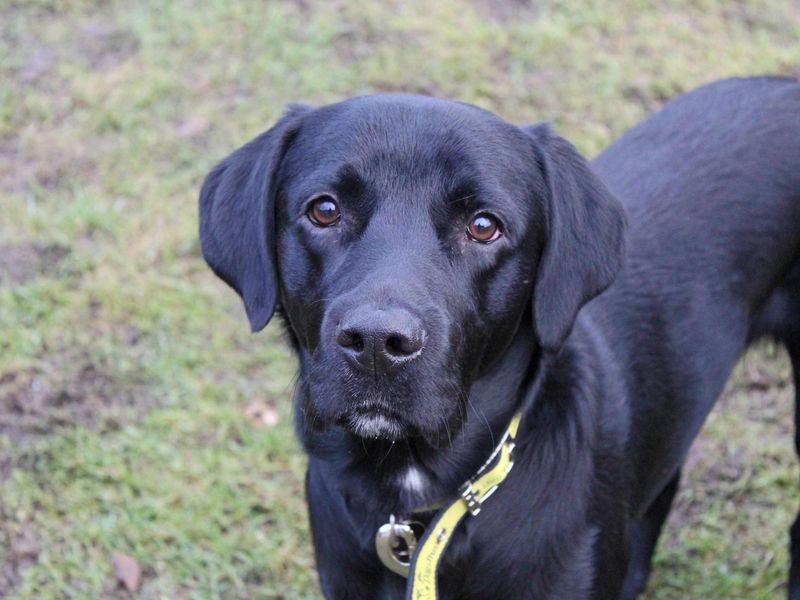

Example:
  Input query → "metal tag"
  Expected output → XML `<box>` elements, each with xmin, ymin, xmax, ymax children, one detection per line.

<box><xmin>375</xmin><ymin>515</ymin><xmax>420</xmax><ymax>578</ymax></box>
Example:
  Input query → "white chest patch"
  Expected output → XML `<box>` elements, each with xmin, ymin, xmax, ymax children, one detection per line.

<box><xmin>401</xmin><ymin>466</ymin><xmax>428</xmax><ymax>494</ymax></box>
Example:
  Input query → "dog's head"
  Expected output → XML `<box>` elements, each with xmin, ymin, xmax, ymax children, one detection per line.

<box><xmin>200</xmin><ymin>96</ymin><xmax>625</xmax><ymax>443</ymax></box>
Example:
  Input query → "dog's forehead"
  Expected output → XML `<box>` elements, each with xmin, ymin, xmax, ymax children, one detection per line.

<box><xmin>287</xmin><ymin>95</ymin><xmax>534</xmax><ymax>200</ymax></box>
<box><xmin>315</xmin><ymin>94</ymin><xmax>508</xmax><ymax>140</ymax></box>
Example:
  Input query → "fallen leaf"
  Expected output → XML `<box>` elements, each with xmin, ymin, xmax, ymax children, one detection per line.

<box><xmin>12</xmin><ymin>535</ymin><xmax>39</xmax><ymax>561</ymax></box>
<box><xmin>112</xmin><ymin>551</ymin><xmax>142</xmax><ymax>592</ymax></box>
<box><xmin>177</xmin><ymin>116</ymin><xmax>209</xmax><ymax>139</ymax></box>
<box><xmin>244</xmin><ymin>398</ymin><xmax>280</xmax><ymax>427</ymax></box>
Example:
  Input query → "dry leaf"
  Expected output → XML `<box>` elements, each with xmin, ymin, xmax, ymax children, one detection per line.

<box><xmin>177</xmin><ymin>116</ymin><xmax>209</xmax><ymax>139</ymax></box>
<box><xmin>112</xmin><ymin>551</ymin><xmax>142</xmax><ymax>592</ymax></box>
<box><xmin>12</xmin><ymin>538</ymin><xmax>39</xmax><ymax>561</ymax></box>
<box><xmin>244</xmin><ymin>398</ymin><xmax>280</xmax><ymax>427</ymax></box>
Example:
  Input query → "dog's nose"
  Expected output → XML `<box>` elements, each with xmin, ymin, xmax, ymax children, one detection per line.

<box><xmin>336</xmin><ymin>307</ymin><xmax>426</xmax><ymax>375</ymax></box>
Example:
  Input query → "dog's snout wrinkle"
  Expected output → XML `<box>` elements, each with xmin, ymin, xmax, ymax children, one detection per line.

<box><xmin>335</xmin><ymin>306</ymin><xmax>426</xmax><ymax>375</ymax></box>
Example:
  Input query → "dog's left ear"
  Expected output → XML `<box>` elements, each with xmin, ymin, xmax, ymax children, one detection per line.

<box><xmin>199</xmin><ymin>105</ymin><xmax>310</xmax><ymax>332</ymax></box>
<box><xmin>523</xmin><ymin>123</ymin><xmax>627</xmax><ymax>353</ymax></box>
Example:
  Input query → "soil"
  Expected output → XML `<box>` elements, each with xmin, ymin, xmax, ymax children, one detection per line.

<box><xmin>0</xmin><ymin>358</ymin><xmax>149</xmax><ymax>596</ymax></box>
<box><xmin>0</xmin><ymin>243</ymin><xmax>69</xmax><ymax>286</ymax></box>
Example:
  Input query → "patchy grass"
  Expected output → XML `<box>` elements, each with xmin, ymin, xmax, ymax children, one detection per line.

<box><xmin>647</xmin><ymin>344</ymin><xmax>799</xmax><ymax>599</ymax></box>
<box><xmin>1</xmin><ymin>0</ymin><xmax>798</xmax><ymax>597</ymax></box>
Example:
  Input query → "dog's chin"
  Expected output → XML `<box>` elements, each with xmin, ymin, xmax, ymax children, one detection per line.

<box><xmin>339</xmin><ymin>408</ymin><xmax>409</xmax><ymax>441</ymax></box>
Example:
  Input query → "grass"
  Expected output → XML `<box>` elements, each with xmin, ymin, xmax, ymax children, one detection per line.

<box><xmin>1</xmin><ymin>0</ymin><xmax>799</xmax><ymax>597</ymax></box>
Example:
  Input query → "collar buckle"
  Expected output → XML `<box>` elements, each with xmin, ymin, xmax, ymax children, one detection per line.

<box><xmin>458</xmin><ymin>439</ymin><xmax>517</xmax><ymax>516</ymax></box>
<box><xmin>458</xmin><ymin>481</ymin><xmax>483</xmax><ymax>516</ymax></box>
<box><xmin>375</xmin><ymin>514</ymin><xmax>421</xmax><ymax>578</ymax></box>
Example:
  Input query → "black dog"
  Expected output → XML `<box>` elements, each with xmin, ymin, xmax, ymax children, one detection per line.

<box><xmin>199</xmin><ymin>77</ymin><xmax>800</xmax><ymax>599</ymax></box>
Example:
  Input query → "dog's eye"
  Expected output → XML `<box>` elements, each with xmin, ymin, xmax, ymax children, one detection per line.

<box><xmin>467</xmin><ymin>213</ymin><xmax>501</xmax><ymax>243</ymax></box>
<box><xmin>307</xmin><ymin>195</ymin><xmax>341</xmax><ymax>227</ymax></box>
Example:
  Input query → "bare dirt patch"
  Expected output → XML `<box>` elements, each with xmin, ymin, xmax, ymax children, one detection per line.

<box><xmin>18</xmin><ymin>46</ymin><xmax>57</xmax><ymax>84</ymax></box>
<box><xmin>622</xmin><ymin>85</ymin><xmax>674</xmax><ymax>114</ymax></box>
<box><xmin>783</xmin><ymin>65</ymin><xmax>800</xmax><ymax>81</ymax></box>
<box><xmin>0</xmin><ymin>349</ymin><xmax>153</xmax><ymax>481</ymax></box>
<box><xmin>0</xmin><ymin>243</ymin><xmax>69</xmax><ymax>286</ymax></box>
<box><xmin>0</xmin><ymin>138</ymin><xmax>24</xmax><ymax>195</ymax></box>
<box><xmin>665</xmin><ymin>345</ymin><xmax>794</xmax><ymax>541</ymax></box>
<box><xmin>472</xmin><ymin>0</ymin><xmax>537</xmax><ymax>23</ymax></box>
<box><xmin>0</xmin><ymin>132</ymin><xmax>98</xmax><ymax>194</ymax></box>
<box><xmin>0</xmin><ymin>354</ymin><xmax>152</xmax><ymax>596</ymax></box>
<box><xmin>0</xmin><ymin>362</ymin><xmax>137</xmax><ymax>442</ymax></box>
<box><xmin>0</xmin><ymin>524</ymin><xmax>40</xmax><ymax>597</ymax></box>
<box><xmin>78</xmin><ymin>22</ymin><xmax>139</xmax><ymax>70</ymax></box>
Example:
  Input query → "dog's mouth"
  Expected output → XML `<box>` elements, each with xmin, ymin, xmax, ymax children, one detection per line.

<box><xmin>304</xmin><ymin>349</ymin><xmax>466</xmax><ymax>444</ymax></box>
<box><xmin>337</xmin><ymin>406</ymin><xmax>409</xmax><ymax>440</ymax></box>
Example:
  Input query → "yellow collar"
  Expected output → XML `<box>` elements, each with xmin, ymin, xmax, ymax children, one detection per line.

<box><xmin>374</xmin><ymin>412</ymin><xmax>523</xmax><ymax>599</ymax></box>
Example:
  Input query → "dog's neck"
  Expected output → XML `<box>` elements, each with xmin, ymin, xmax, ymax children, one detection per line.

<box><xmin>299</xmin><ymin>318</ymin><xmax>542</xmax><ymax>517</ymax></box>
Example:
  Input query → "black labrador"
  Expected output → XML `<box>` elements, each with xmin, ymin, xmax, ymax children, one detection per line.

<box><xmin>199</xmin><ymin>76</ymin><xmax>800</xmax><ymax>599</ymax></box>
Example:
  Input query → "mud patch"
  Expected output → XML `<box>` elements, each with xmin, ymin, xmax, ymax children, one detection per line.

<box><xmin>0</xmin><ymin>243</ymin><xmax>69</xmax><ymax>286</ymax></box>
<box><xmin>622</xmin><ymin>84</ymin><xmax>675</xmax><ymax>114</ymax></box>
<box><xmin>664</xmin><ymin>345</ymin><xmax>794</xmax><ymax>543</ymax></box>
<box><xmin>0</xmin><ymin>134</ymin><xmax>97</xmax><ymax>194</ymax></box>
<box><xmin>18</xmin><ymin>46</ymin><xmax>57</xmax><ymax>84</ymax></box>
<box><xmin>0</xmin><ymin>524</ymin><xmax>40</xmax><ymax>597</ymax></box>
<box><xmin>78</xmin><ymin>22</ymin><xmax>139</xmax><ymax>70</ymax></box>
<box><xmin>0</xmin><ymin>355</ymin><xmax>151</xmax><ymax>596</ymax></box>
<box><xmin>0</xmin><ymin>138</ymin><xmax>23</xmax><ymax>195</ymax></box>
<box><xmin>0</xmin><ymin>362</ymin><xmax>139</xmax><ymax>442</ymax></box>
<box><xmin>472</xmin><ymin>0</ymin><xmax>537</xmax><ymax>23</ymax></box>
<box><xmin>0</xmin><ymin>354</ymin><xmax>152</xmax><ymax>485</ymax></box>
<box><xmin>783</xmin><ymin>64</ymin><xmax>800</xmax><ymax>81</ymax></box>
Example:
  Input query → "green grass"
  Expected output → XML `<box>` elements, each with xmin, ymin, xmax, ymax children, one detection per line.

<box><xmin>1</xmin><ymin>0</ymin><xmax>799</xmax><ymax>597</ymax></box>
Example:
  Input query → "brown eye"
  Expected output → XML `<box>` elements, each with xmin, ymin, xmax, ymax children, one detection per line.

<box><xmin>307</xmin><ymin>195</ymin><xmax>340</xmax><ymax>227</ymax></box>
<box><xmin>467</xmin><ymin>213</ymin><xmax>501</xmax><ymax>243</ymax></box>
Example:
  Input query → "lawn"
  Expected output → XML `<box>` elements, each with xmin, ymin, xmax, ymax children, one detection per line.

<box><xmin>1</xmin><ymin>0</ymin><xmax>799</xmax><ymax>598</ymax></box>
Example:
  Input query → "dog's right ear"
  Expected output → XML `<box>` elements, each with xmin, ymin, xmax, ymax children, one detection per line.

<box><xmin>199</xmin><ymin>105</ymin><xmax>310</xmax><ymax>332</ymax></box>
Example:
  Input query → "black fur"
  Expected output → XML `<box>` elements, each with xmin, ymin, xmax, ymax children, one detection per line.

<box><xmin>199</xmin><ymin>77</ymin><xmax>800</xmax><ymax>599</ymax></box>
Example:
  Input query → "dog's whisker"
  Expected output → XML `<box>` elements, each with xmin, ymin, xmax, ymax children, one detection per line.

<box><xmin>377</xmin><ymin>437</ymin><xmax>395</xmax><ymax>467</ymax></box>
<box><xmin>440</xmin><ymin>413</ymin><xmax>453</xmax><ymax>450</ymax></box>
<box><xmin>467</xmin><ymin>396</ymin><xmax>494</xmax><ymax>449</ymax></box>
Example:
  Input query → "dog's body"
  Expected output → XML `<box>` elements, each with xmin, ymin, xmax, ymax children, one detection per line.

<box><xmin>587</xmin><ymin>77</ymin><xmax>800</xmax><ymax>597</ymax></box>
<box><xmin>200</xmin><ymin>77</ymin><xmax>800</xmax><ymax>599</ymax></box>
